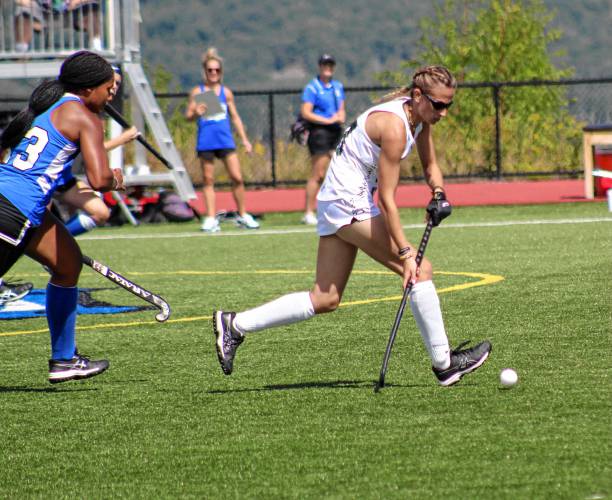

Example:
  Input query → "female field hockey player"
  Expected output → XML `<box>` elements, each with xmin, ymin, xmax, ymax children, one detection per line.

<box><xmin>0</xmin><ymin>51</ymin><xmax>122</xmax><ymax>383</ymax></box>
<box><xmin>55</xmin><ymin>65</ymin><xmax>139</xmax><ymax>237</ymax></box>
<box><xmin>213</xmin><ymin>65</ymin><xmax>492</xmax><ymax>387</ymax></box>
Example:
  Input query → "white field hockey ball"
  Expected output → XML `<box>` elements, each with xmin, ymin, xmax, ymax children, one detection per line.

<box><xmin>500</xmin><ymin>368</ymin><xmax>518</xmax><ymax>387</ymax></box>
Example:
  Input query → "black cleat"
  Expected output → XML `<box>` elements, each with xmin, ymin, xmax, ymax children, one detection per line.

<box><xmin>433</xmin><ymin>340</ymin><xmax>492</xmax><ymax>387</ymax></box>
<box><xmin>48</xmin><ymin>352</ymin><xmax>109</xmax><ymax>384</ymax></box>
<box><xmin>0</xmin><ymin>280</ymin><xmax>33</xmax><ymax>305</ymax></box>
<box><xmin>213</xmin><ymin>310</ymin><xmax>244</xmax><ymax>375</ymax></box>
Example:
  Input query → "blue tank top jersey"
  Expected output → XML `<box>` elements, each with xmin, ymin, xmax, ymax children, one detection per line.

<box><xmin>0</xmin><ymin>94</ymin><xmax>81</xmax><ymax>226</ymax></box>
<box><xmin>196</xmin><ymin>85</ymin><xmax>236</xmax><ymax>152</ymax></box>
<box><xmin>301</xmin><ymin>77</ymin><xmax>345</xmax><ymax>119</ymax></box>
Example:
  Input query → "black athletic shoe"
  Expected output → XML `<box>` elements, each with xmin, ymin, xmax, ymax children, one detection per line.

<box><xmin>213</xmin><ymin>310</ymin><xmax>244</xmax><ymax>375</ymax></box>
<box><xmin>0</xmin><ymin>280</ymin><xmax>33</xmax><ymax>305</ymax></box>
<box><xmin>48</xmin><ymin>353</ymin><xmax>110</xmax><ymax>384</ymax></box>
<box><xmin>432</xmin><ymin>340</ymin><xmax>492</xmax><ymax>387</ymax></box>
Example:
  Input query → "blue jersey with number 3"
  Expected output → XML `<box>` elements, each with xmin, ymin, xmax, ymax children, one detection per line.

<box><xmin>0</xmin><ymin>94</ymin><xmax>81</xmax><ymax>226</ymax></box>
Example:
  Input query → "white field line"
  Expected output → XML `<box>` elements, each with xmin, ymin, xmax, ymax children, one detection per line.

<box><xmin>79</xmin><ymin>217</ymin><xmax>612</xmax><ymax>241</ymax></box>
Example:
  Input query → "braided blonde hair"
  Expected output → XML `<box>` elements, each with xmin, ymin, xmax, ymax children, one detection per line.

<box><xmin>380</xmin><ymin>65</ymin><xmax>457</xmax><ymax>102</ymax></box>
<box><xmin>201</xmin><ymin>47</ymin><xmax>224</xmax><ymax>82</ymax></box>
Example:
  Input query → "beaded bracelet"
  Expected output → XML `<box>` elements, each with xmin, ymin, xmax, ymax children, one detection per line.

<box><xmin>398</xmin><ymin>246</ymin><xmax>413</xmax><ymax>260</ymax></box>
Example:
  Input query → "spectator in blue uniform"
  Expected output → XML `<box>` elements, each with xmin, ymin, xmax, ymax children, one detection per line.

<box><xmin>300</xmin><ymin>53</ymin><xmax>346</xmax><ymax>225</ymax></box>
<box><xmin>0</xmin><ymin>50</ymin><xmax>121</xmax><ymax>383</ymax></box>
<box><xmin>185</xmin><ymin>47</ymin><xmax>259</xmax><ymax>232</ymax></box>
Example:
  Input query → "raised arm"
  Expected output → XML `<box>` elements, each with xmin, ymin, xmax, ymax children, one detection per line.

<box><xmin>185</xmin><ymin>86</ymin><xmax>206</xmax><ymax>121</ymax></box>
<box><xmin>104</xmin><ymin>126</ymin><xmax>139</xmax><ymax>151</ymax></box>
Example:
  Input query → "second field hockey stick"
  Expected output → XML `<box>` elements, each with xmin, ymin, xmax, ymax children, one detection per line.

<box><xmin>82</xmin><ymin>254</ymin><xmax>171</xmax><ymax>322</ymax></box>
<box><xmin>104</xmin><ymin>104</ymin><xmax>203</xmax><ymax>222</ymax></box>
<box><xmin>374</xmin><ymin>220</ymin><xmax>434</xmax><ymax>392</ymax></box>
<box><xmin>104</xmin><ymin>104</ymin><xmax>173</xmax><ymax>170</ymax></box>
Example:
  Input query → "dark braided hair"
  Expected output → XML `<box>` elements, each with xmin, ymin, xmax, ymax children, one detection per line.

<box><xmin>1</xmin><ymin>51</ymin><xmax>113</xmax><ymax>150</ymax></box>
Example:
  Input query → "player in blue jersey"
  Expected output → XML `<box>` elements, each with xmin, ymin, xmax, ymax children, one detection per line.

<box><xmin>185</xmin><ymin>47</ymin><xmax>259</xmax><ymax>232</ymax></box>
<box><xmin>55</xmin><ymin>65</ymin><xmax>139</xmax><ymax>237</ymax></box>
<box><xmin>0</xmin><ymin>50</ymin><xmax>123</xmax><ymax>384</ymax></box>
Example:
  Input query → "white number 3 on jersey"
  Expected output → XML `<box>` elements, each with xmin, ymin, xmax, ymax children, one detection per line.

<box><xmin>12</xmin><ymin>127</ymin><xmax>49</xmax><ymax>171</ymax></box>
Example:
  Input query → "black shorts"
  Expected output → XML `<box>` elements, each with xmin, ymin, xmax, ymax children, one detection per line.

<box><xmin>307</xmin><ymin>125</ymin><xmax>343</xmax><ymax>156</ymax></box>
<box><xmin>0</xmin><ymin>193</ymin><xmax>35</xmax><ymax>277</ymax></box>
<box><xmin>198</xmin><ymin>148</ymin><xmax>235</xmax><ymax>161</ymax></box>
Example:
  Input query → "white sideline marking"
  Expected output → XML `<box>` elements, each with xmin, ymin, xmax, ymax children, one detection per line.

<box><xmin>78</xmin><ymin>217</ymin><xmax>612</xmax><ymax>241</ymax></box>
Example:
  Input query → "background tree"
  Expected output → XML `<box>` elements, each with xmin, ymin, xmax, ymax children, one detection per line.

<box><xmin>378</xmin><ymin>0</ymin><xmax>583</xmax><ymax>177</ymax></box>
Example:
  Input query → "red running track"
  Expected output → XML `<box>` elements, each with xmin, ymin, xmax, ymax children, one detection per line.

<box><xmin>193</xmin><ymin>179</ymin><xmax>593</xmax><ymax>215</ymax></box>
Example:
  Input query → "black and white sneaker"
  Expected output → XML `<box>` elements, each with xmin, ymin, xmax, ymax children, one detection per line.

<box><xmin>432</xmin><ymin>340</ymin><xmax>492</xmax><ymax>387</ymax></box>
<box><xmin>48</xmin><ymin>353</ymin><xmax>110</xmax><ymax>384</ymax></box>
<box><xmin>0</xmin><ymin>280</ymin><xmax>33</xmax><ymax>306</ymax></box>
<box><xmin>213</xmin><ymin>310</ymin><xmax>244</xmax><ymax>375</ymax></box>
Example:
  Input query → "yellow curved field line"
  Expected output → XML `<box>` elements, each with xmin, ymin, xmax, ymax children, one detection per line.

<box><xmin>0</xmin><ymin>270</ymin><xmax>503</xmax><ymax>337</ymax></box>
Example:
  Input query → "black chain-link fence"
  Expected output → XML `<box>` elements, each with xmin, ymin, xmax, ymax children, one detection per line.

<box><xmin>2</xmin><ymin>77</ymin><xmax>611</xmax><ymax>187</ymax></box>
<box><xmin>156</xmin><ymin>77</ymin><xmax>612</xmax><ymax>187</ymax></box>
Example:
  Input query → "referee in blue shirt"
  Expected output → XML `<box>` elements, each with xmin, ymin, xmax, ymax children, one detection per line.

<box><xmin>300</xmin><ymin>54</ymin><xmax>346</xmax><ymax>225</ymax></box>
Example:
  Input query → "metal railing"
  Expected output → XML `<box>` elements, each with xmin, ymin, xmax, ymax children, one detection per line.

<box><xmin>0</xmin><ymin>0</ymin><xmax>120</xmax><ymax>59</ymax></box>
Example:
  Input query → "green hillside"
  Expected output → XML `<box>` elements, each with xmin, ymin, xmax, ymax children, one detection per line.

<box><xmin>138</xmin><ymin>0</ymin><xmax>611</xmax><ymax>90</ymax></box>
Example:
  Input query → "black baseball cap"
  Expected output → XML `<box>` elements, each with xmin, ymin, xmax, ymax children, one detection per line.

<box><xmin>318</xmin><ymin>53</ymin><xmax>336</xmax><ymax>65</ymax></box>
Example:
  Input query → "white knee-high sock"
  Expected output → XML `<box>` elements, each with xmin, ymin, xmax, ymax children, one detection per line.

<box><xmin>233</xmin><ymin>291</ymin><xmax>315</xmax><ymax>334</ymax></box>
<box><xmin>409</xmin><ymin>280</ymin><xmax>450</xmax><ymax>369</ymax></box>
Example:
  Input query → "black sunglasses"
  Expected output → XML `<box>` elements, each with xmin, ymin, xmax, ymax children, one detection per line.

<box><xmin>423</xmin><ymin>92</ymin><xmax>453</xmax><ymax>111</ymax></box>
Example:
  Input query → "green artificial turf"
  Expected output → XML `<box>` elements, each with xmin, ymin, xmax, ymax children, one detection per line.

<box><xmin>0</xmin><ymin>202</ymin><xmax>610</xmax><ymax>499</ymax></box>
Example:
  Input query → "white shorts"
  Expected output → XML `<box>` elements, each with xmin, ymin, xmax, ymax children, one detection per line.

<box><xmin>316</xmin><ymin>195</ymin><xmax>380</xmax><ymax>236</ymax></box>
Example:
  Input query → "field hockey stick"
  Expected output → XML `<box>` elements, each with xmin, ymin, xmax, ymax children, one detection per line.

<box><xmin>104</xmin><ymin>104</ymin><xmax>203</xmax><ymax>222</ymax></box>
<box><xmin>374</xmin><ymin>220</ymin><xmax>434</xmax><ymax>392</ymax></box>
<box><xmin>104</xmin><ymin>104</ymin><xmax>172</xmax><ymax>169</ymax></box>
<box><xmin>82</xmin><ymin>254</ymin><xmax>171</xmax><ymax>322</ymax></box>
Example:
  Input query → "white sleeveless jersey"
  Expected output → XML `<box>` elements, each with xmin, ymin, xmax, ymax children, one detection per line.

<box><xmin>318</xmin><ymin>97</ymin><xmax>422</xmax><ymax>202</ymax></box>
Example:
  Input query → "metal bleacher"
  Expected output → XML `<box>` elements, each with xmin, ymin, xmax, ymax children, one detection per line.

<box><xmin>0</xmin><ymin>0</ymin><xmax>196</xmax><ymax>202</ymax></box>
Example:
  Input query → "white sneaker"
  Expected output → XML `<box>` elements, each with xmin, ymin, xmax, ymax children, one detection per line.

<box><xmin>0</xmin><ymin>281</ymin><xmax>33</xmax><ymax>306</ymax></box>
<box><xmin>302</xmin><ymin>212</ymin><xmax>317</xmax><ymax>225</ymax></box>
<box><xmin>236</xmin><ymin>212</ymin><xmax>260</xmax><ymax>229</ymax></box>
<box><xmin>201</xmin><ymin>216</ymin><xmax>220</xmax><ymax>233</ymax></box>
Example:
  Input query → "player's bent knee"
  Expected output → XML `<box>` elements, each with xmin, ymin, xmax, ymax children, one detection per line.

<box><xmin>91</xmin><ymin>205</ymin><xmax>111</xmax><ymax>225</ymax></box>
<box><xmin>49</xmin><ymin>259</ymin><xmax>82</xmax><ymax>285</ymax></box>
